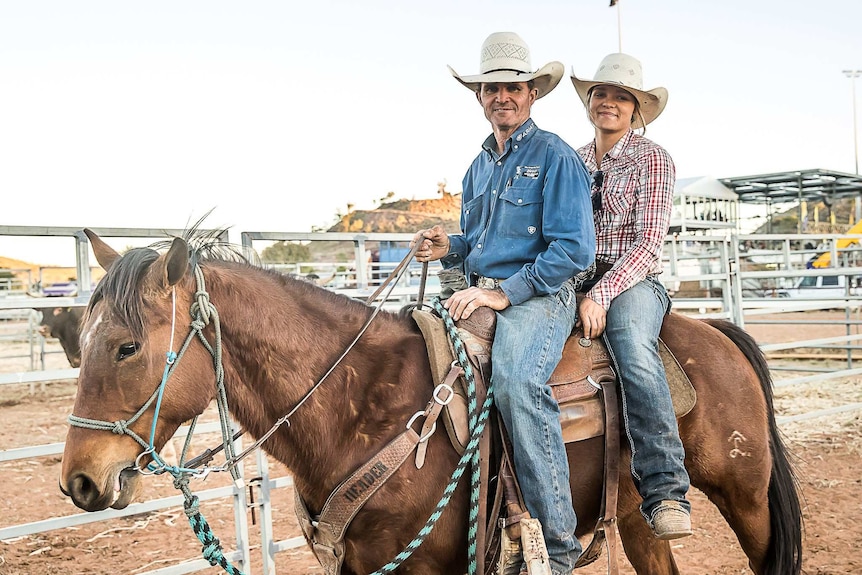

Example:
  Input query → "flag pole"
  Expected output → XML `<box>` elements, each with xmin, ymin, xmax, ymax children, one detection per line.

<box><xmin>616</xmin><ymin>0</ymin><xmax>622</xmax><ymax>52</ymax></box>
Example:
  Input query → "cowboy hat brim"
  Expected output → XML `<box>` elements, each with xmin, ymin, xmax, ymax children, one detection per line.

<box><xmin>570</xmin><ymin>73</ymin><xmax>668</xmax><ymax>129</ymax></box>
<box><xmin>449</xmin><ymin>61</ymin><xmax>564</xmax><ymax>100</ymax></box>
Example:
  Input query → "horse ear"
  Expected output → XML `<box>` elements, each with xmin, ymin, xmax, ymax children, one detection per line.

<box><xmin>83</xmin><ymin>228</ymin><xmax>121</xmax><ymax>271</ymax></box>
<box><xmin>164</xmin><ymin>237</ymin><xmax>189</xmax><ymax>287</ymax></box>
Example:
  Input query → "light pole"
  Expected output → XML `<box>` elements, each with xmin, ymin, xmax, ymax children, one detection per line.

<box><xmin>843</xmin><ymin>69</ymin><xmax>861</xmax><ymax>174</ymax></box>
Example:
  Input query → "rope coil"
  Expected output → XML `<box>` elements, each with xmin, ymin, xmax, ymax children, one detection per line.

<box><xmin>367</xmin><ymin>297</ymin><xmax>494</xmax><ymax>575</ymax></box>
<box><xmin>66</xmin><ymin>246</ymin><xmax>491</xmax><ymax>575</ymax></box>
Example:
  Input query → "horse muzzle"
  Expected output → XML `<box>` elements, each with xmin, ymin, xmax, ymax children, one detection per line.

<box><xmin>61</xmin><ymin>464</ymin><xmax>141</xmax><ymax>512</ymax></box>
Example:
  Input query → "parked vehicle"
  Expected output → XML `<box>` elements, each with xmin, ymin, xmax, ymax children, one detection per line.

<box><xmin>42</xmin><ymin>281</ymin><xmax>77</xmax><ymax>297</ymax></box>
<box><xmin>779</xmin><ymin>273</ymin><xmax>862</xmax><ymax>299</ymax></box>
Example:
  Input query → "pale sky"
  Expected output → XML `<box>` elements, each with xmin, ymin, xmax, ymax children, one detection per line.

<box><xmin>2</xmin><ymin>0</ymin><xmax>862</xmax><ymax>265</ymax></box>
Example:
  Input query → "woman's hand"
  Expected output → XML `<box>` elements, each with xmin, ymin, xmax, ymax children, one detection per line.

<box><xmin>577</xmin><ymin>296</ymin><xmax>607</xmax><ymax>339</ymax></box>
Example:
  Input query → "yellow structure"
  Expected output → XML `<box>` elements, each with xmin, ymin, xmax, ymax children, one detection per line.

<box><xmin>809</xmin><ymin>218</ymin><xmax>862</xmax><ymax>268</ymax></box>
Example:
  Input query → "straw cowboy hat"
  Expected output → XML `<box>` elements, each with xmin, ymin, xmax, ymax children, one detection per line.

<box><xmin>448</xmin><ymin>31</ymin><xmax>563</xmax><ymax>99</ymax></box>
<box><xmin>570</xmin><ymin>52</ymin><xmax>668</xmax><ymax>128</ymax></box>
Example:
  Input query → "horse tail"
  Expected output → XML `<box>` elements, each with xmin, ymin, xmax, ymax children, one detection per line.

<box><xmin>703</xmin><ymin>319</ymin><xmax>804</xmax><ymax>575</ymax></box>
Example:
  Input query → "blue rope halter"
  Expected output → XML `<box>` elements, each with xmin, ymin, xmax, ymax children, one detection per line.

<box><xmin>68</xmin><ymin>277</ymin><xmax>249</xmax><ymax>574</ymax></box>
<box><xmin>67</xmin><ymin>257</ymin><xmax>492</xmax><ymax>575</ymax></box>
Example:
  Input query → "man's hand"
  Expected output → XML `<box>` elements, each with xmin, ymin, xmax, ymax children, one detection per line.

<box><xmin>444</xmin><ymin>286</ymin><xmax>510</xmax><ymax>320</ymax></box>
<box><xmin>577</xmin><ymin>296</ymin><xmax>607</xmax><ymax>339</ymax></box>
<box><xmin>411</xmin><ymin>225</ymin><xmax>450</xmax><ymax>263</ymax></box>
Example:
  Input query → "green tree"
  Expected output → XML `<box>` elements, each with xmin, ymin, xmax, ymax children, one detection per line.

<box><xmin>260</xmin><ymin>241</ymin><xmax>311</xmax><ymax>264</ymax></box>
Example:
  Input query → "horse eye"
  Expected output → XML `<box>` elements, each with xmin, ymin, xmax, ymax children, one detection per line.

<box><xmin>117</xmin><ymin>342</ymin><xmax>139</xmax><ymax>361</ymax></box>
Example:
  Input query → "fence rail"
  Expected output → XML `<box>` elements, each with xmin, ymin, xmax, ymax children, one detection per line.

<box><xmin>3</xmin><ymin>225</ymin><xmax>862</xmax><ymax>574</ymax></box>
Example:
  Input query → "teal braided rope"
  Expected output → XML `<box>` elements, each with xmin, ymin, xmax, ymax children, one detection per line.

<box><xmin>432</xmin><ymin>297</ymin><xmax>483</xmax><ymax>575</ymax></box>
<box><xmin>368</xmin><ymin>297</ymin><xmax>494</xmax><ymax>575</ymax></box>
<box><xmin>174</xmin><ymin>475</ymin><xmax>248</xmax><ymax>575</ymax></box>
<box><xmin>369</xmin><ymin>390</ymin><xmax>495</xmax><ymax>574</ymax></box>
<box><xmin>69</xmin><ymin>267</ymin><xmax>248</xmax><ymax>575</ymax></box>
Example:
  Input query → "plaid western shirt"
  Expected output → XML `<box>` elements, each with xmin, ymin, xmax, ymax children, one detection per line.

<box><xmin>577</xmin><ymin>129</ymin><xmax>675</xmax><ymax>309</ymax></box>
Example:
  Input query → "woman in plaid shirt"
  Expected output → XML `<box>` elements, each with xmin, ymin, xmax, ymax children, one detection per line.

<box><xmin>571</xmin><ymin>53</ymin><xmax>692</xmax><ymax>540</ymax></box>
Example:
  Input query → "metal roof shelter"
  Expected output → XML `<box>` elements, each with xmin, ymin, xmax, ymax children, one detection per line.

<box><xmin>719</xmin><ymin>168</ymin><xmax>862</xmax><ymax>233</ymax></box>
<box><xmin>720</xmin><ymin>169</ymin><xmax>862</xmax><ymax>205</ymax></box>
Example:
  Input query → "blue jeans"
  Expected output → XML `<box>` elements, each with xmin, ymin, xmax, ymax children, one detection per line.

<box><xmin>603</xmin><ymin>276</ymin><xmax>691</xmax><ymax>521</ymax></box>
<box><xmin>492</xmin><ymin>279</ymin><xmax>581</xmax><ymax>575</ymax></box>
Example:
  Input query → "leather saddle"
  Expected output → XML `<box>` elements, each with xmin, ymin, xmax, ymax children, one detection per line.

<box><xmin>411</xmin><ymin>305</ymin><xmax>697</xmax><ymax>574</ymax></box>
<box><xmin>411</xmin><ymin>306</ymin><xmax>696</xmax><ymax>455</ymax></box>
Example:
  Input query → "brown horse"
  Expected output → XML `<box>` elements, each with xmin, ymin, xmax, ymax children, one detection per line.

<box><xmin>60</xmin><ymin>229</ymin><xmax>802</xmax><ymax>575</ymax></box>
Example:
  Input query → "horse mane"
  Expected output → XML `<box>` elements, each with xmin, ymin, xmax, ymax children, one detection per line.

<box><xmin>86</xmin><ymin>223</ymin><xmax>409</xmax><ymax>344</ymax></box>
<box><xmin>87</xmin><ymin>224</ymin><xmax>251</xmax><ymax>343</ymax></box>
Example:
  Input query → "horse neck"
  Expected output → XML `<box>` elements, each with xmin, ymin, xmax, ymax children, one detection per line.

<box><xmin>197</xmin><ymin>264</ymin><xmax>430</xmax><ymax>495</ymax></box>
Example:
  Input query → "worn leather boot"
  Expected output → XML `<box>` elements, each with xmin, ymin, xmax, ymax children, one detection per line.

<box><xmin>650</xmin><ymin>500</ymin><xmax>692</xmax><ymax>540</ymax></box>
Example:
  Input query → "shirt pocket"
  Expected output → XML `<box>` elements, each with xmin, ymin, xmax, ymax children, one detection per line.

<box><xmin>498</xmin><ymin>183</ymin><xmax>544</xmax><ymax>238</ymax></box>
<box><xmin>602</xmin><ymin>167</ymin><xmax>638</xmax><ymax>215</ymax></box>
<box><xmin>462</xmin><ymin>192</ymin><xmax>486</xmax><ymax>241</ymax></box>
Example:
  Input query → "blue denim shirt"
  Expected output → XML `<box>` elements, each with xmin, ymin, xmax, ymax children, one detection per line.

<box><xmin>441</xmin><ymin>119</ymin><xmax>595</xmax><ymax>306</ymax></box>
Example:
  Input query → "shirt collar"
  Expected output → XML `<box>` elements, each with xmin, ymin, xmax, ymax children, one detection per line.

<box><xmin>605</xmin><ymin>128</ymin><xmax>635</xmax><ymax>161</ymax></box>
<box><xmin>481</xmin><ymin>119</ymin><xmax>538</xmax><ymax>159</ymax></box>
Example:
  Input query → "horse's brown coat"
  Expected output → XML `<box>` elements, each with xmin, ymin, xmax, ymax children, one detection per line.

<box><xmin>60</xmin><ymin>230</ymin><xmax>802</xmax><ymax>575</ymax></box>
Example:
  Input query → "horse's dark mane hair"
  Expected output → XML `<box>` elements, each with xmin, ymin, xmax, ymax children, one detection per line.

<box><xmin>87</xmin><ymin>224</ymin><xmax>252</xmax><ymax>342</ymax></box>
<box><xmin>150</xmin><ymin>225</ymin><xmax>254</xmax><ymax>268</ymax></box>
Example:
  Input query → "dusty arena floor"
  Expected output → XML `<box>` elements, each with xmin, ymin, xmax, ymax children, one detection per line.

<box><xmin>1</xmin><ymin>312</ymin><xmax>861</xmax><ymax>574</ymax></box>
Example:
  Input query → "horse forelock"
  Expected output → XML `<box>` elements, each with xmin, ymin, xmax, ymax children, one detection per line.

<box><xmin>86</xmin><ymin>228</ymin><xmax>250</xmax><ymax>343</ymax></box>
<box><xmin>87</xmin><ymin>247</ymin><xmax>161</xmax><ymax>343</ymax></box>
<box><xmin>149</xmin><ymin>226</ymin><xmax>251</xmax><ymax>268</ymax></box>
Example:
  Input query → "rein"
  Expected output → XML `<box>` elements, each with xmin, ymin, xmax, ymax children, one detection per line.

<box><xmin>210</xmin><ymin>242</ymin><xmax>425</xmax><ymax>467</ymax></box>
<box><xmin>69</xmin><ymin>265</ymin><xmax>247</xmax><ymax>574</ymax></box>
<box><xmin>364</xmin><ymin>296</ymin><xmax>494</xmax><ymax>575</ymax></box>
<box><xmin>67</xmin><ymin>244</ymin><xmax>438</xmax><ymax>574</ymax></box>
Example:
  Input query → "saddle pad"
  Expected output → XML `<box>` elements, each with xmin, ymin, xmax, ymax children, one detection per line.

<box><xmin>411</xmin><ymin>308</ymin><xmax>453</xmax><ymax>395</ymax></box>
<box><xmin>659</xmin><ymin>337</ymin><xmax>696</xmax><ymax>417</ymax></box>
<box><xmin>411</xmin><ymin>309</ymin><xmax>697</xmax><ymax>447</ymax></box>
<box><xmin>411</xmin><ymin>308</ymin><xmax>472</xmax><ymax>453</ymax></box>
<box><xmin>547</xmin><ymin>332</ymin><xmax>695</xmax><ymax>418</ymax></box>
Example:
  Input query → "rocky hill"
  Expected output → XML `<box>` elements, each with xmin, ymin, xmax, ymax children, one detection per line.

<box><xmin>753</xmin><ymin>197</ymin><xmax>859</xmax><ymax>234</ymax></box>
<box><xmin>0</xmin><ymin>256</ymin><xmax>83</xmax><ymax>287</ymax></box>
<box><xmin>1</xmin><ymin>191</ymin><xmax>464</xmax><ymax>275</ymax></box>
<box><xmin>327</xmin><ymin>190</ymin><xmax>461</xmax><ymax>234</ymax></box>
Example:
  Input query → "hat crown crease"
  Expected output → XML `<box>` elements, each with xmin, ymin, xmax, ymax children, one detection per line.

<box><xmin>595</xmin><ymin>57</ymin><xmax>643</xmax><ymax>90</ymax></box>
<box><xmin>481</xmin><ymin>41</ymin><xmax>531</xmax><ymax>73</ymax></box>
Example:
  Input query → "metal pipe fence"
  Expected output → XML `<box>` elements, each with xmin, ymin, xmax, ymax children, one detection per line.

<box><xmin>2</xmin><ymin>226</ymin><xmax>862</xmax><ymax>574</ymax></box>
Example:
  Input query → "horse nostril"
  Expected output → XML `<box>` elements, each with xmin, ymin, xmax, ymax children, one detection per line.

<box><xmin>68</xmin><ymin>472</ymin><xmax>102</xmax><ymax>511</ymax></box>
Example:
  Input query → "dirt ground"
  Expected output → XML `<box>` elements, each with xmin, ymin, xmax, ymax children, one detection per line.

<box><xmin>1</xmin><ymin>312</ymin><xmax>861</xmax><ymax>575</ymax></box>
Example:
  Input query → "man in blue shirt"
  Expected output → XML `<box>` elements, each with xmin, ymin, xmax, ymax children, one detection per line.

<box><xmin>412</xmin><ymin>31</ymin><xmax>595</xmax><ymax>575</ymax></box>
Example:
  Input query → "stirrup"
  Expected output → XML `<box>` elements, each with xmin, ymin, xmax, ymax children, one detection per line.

<box><xmin>497</xmin><ymin>524</ymin><xmax>524</xmax><ymax>575</ymax></box>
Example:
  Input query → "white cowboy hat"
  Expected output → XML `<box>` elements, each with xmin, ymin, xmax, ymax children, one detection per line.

<box><xmin>448</xmin><ymin>31</ymin><xmax>563</xmax><ymax>99</ymax></box>
<box><xmin>570</xmin><ymin>52</ymin><xmax>668</xmax><ymax>129</ymax></box>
